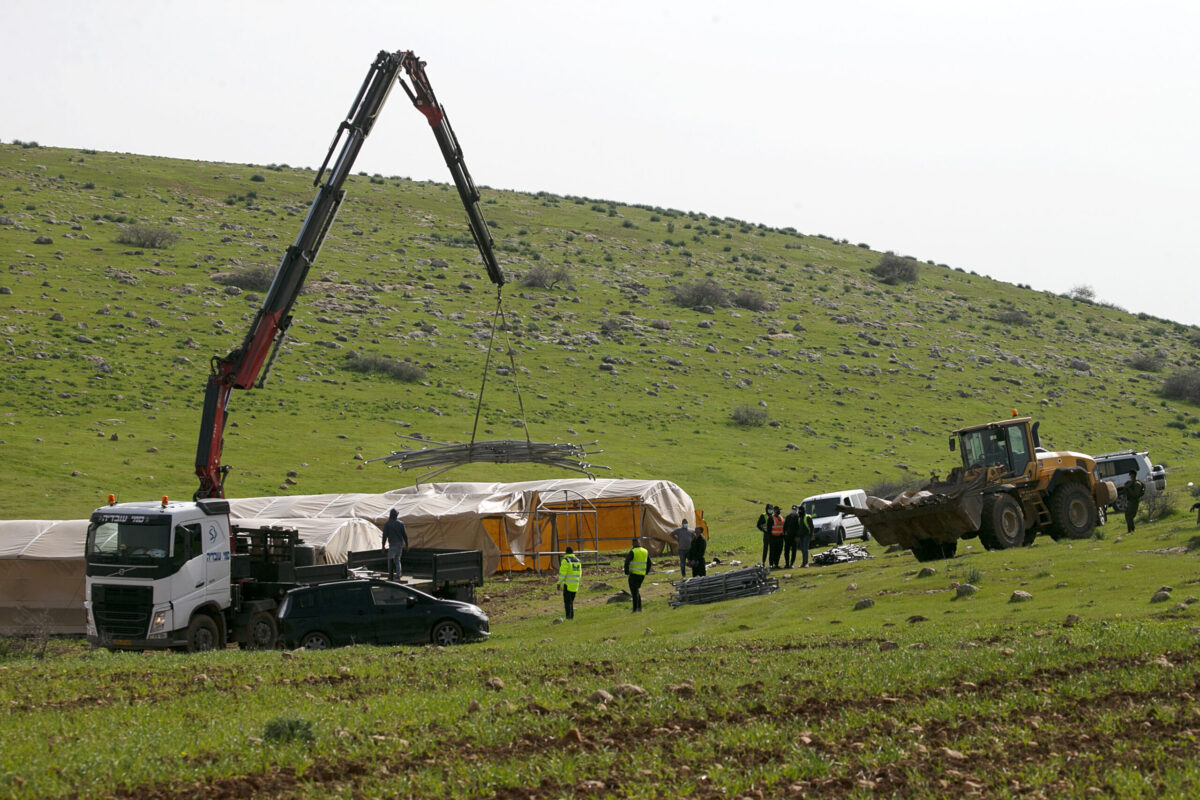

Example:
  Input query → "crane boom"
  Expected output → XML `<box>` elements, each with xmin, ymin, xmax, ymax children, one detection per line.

<box><xmin>195</xmin><ymin>49</ymin><xmax>504</xmax><ymax>499</ymax></box>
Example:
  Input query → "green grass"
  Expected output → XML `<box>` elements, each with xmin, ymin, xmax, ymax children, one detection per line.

<box><xmin>3</xmin><ymin>516</ymin><xmax>1200</xmax><ymax>798</ymax></box>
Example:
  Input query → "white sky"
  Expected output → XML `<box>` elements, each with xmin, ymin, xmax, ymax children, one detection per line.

<box><xmin>4</xmin><ymin>0</ymin><xmax>1198</xmax><ymax>326</ymax></box>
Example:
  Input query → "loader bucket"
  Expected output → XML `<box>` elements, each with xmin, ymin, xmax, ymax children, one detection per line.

<box><xmin>849</xmin><ymin>493</ymin><xmax>983</xmax><ymax>548</ymax></box>
<box><xmin>842</xmin><ymin>469</ymin><xmax>987</xmax><ymax>549</ymax></box>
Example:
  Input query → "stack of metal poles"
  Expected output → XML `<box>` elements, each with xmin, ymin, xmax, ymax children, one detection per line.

<box><xmin>668</xmin><ymin>565</ymin><xmax>779</xmax><ymax>608</ymax></box>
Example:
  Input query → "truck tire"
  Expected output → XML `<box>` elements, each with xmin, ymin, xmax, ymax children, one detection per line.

<box><xmin>238</xmin><ymin>611</ymin><xmax>278</xmax><ymax>651</ymax></box>
<box><xmin>911</xmin><ymin>539</ymin><xmax>957</xmax><ymax>562</ymax></box>
<box><xmin>979</xmin><ymin>494</ymin><xmax>1025</xmax><ymax>549</ymax></box>
<box><xmin>185</xmin><ymin>615</ymin><xmax>220</xmax><ymax>653</ymax></box>
<box><xmin>431</xmin><ymin>620</ymin><xmax>463</xmax><ymax>646</ymax></box>
<box><xmin>300</xmin><ymin>631</ymin><xmax>332</xmax><ymax>650</ymax></box>
<box><xmin>1049</xmin><ymin>483</ymin><xmax>1096</xmax><ymax>540</ymax></box>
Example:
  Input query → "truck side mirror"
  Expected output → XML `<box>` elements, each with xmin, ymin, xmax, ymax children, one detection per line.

<box><xmin>1031</xmin><ymin>421</ymin><xmax>1041</xmax><ymax>448</ymax></box>
<box><xmin>949</xmin><ymin>437</ymin><xmax>956</xmax><ymax>452</ymax></box>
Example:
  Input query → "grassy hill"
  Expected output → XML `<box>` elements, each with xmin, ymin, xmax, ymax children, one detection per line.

<box><xmin>2</xmin><ymin>142</ymin><xmax>1197</xmax><ymax>527</ymax></box>
<box><xmin>3</xmin><ymin>142</ymin><xmax>1200</xmax><ymax>797</ymax></box>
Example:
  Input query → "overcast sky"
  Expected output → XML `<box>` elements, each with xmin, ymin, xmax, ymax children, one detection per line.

<box><xmin>4</xmin><ymin>0</ymin><xmax>1198</xmax><ymax>326</ymax></box>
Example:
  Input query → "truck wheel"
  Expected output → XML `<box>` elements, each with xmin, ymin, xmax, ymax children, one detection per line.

<box><xmin>300</xmin><ymin>631</ymin><xmax>332</xmax><ymax>650</ymax></box>
<box><xmin>1050</xmin><ymin>483</ymin><xmax>1096</xmax><ymax>540</ymax></box>
<box><xmin>979</xmin><ymin>494</ymin><xmax>1025</xmax><ymax>549</ymax></box>
<box><xmin>239</xmin><ymin>612</ymin><xmax>278</xmax><ymax>651</ymax></box>
<box><xmin>185</xmin><ymin>615</ymin><xmax>220</xmax><ymax>653</ymax></box>
<box><xmin>431</xmin><ymin>620</ymin><xmax>463</xmax><ymax>646</ymax></box>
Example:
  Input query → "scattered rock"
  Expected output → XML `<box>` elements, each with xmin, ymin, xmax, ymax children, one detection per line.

<box><xmin>955</xmin><ymin>584</ymin><xmax>979</xmax><ymax>599</ymax></box>
<box><xmin>606</xmin><ymin>591</ymin><xmax>632</xmax><ymax>605</ymax></box>
<box><xmin>34</xmin><ymin>235</ymin><xmax>53</xmax><ymax>245</ymax></box>
<box><xmin>917</xmin><ymin>567</ymin><xmax>936</xmax><ymax>578</ymax></box>
<box><xmin>1010</xmin><ymin>590</ymin><xmax>1033</xmax><ymax>603</ymax></box>
<box><xmin>589</xmin><ymin>689</ymin><xmax>614</xmax><ymax>705</ymax></box>
<box><xmin>907</xmin><ymin>615</ymin><xmax>928</xmax><ymax>624</ymax></box>
<box><xmin>1151</xmin><ymin>590</ymin><xmax>1172</xmax><ymax>604</ymax></box>
<box><xmin>846</xmin><ymin>583</ymin><xmax>858</xmax><ymax>592</ymax></box>
<box><xmin>485</xmin><ymin>677</ymin><xmax>505</xmax><ymax>691</ymax></box>
<box><xmin>1063</xmin><ymin>614</ymin><xmax>1081</xmax><ymax>628</ymax></box>
<box><xmin>612</xmin><ymin>683</ymin><xmax>647</xmax><ymax>698</ymax></box>
<box><xmin>878</xmin><ymin>641</ymin><xmax>899</xmax><ymax>651</ymax></box>
<box><xmin>467</xmin><ymin>700</ymin><xmax>481</xmax><ymax>713</ymax></box>
<box><xmin>853</xmin><ymin>598</ymin><xmax>875</xmax><ymax>611</ymax></box>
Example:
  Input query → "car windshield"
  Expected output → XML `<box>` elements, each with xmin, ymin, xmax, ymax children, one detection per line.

<box><xmin>804</xmin><ymin>498</ymin><xmax>840</xmax><ymax>517</ymax></box>
<box><xmin>86</xmin><ymin>520</ymin><xmax>172</xmax><ymax>561</ymax></box>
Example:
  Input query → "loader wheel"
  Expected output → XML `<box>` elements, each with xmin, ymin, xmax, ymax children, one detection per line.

<box><xmin>979</xmin><ymin>494</ymin><xmax>1025</xmax><ymax>550</ymax></box>
<box><xmin>185</xmin><ymin>615</ymin><xmax>220</xmax><ymax>653</ymax></box>
<box><xmin>911</xmin><ymin>539</ymin><xmax>958</xmax><ymax>562</ymax></box>
<box><xmin>1049</xmin><ymin>483</ymin><xmax>1097</xmax><ymax>540</ymax></box>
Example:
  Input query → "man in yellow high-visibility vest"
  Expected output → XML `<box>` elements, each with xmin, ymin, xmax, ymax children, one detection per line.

<box><xmin>623</xmin><ymin>537</ymin><xmax>651</xmax><ymax>612</ymax></box>
<box><xmin>556</xmin><ymin>546</ymin><xmax>582</xmax><ymax>620</ymax></box>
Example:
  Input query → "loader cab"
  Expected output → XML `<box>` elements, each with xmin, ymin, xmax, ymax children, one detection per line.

<box><xmin>951</xmin><ymin>418</ymin><xmax>1037</xmax><ymax>482</ymax></box>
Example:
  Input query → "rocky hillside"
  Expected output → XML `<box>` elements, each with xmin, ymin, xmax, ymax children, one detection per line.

<box><xmin>1</xmin><ymin>143</ymin><xmax>1197</xmax><ymax>525</ymax></box>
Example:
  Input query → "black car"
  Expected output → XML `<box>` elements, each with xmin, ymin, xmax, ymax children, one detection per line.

<box><xmin>276</xmin><ymin>578</ymin><xmax>489</xmax><ymax>649</ymax></box>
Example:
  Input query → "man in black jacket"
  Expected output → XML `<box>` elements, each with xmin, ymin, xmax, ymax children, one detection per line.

<box><xmin>1124</xmin><ymin>470</ymin><xmax>1145</xmax><ymax>533</ymax></box>
<box><xmin>782</xmin><ymin>506</ymin><xmax>801</xmax><ymax>568</ymax></box>
<box><xmin>687</xmin><ymin>529</ymin><xmax>708</xmax><ymax>577</ymax></box>
<box><xmin>757</xmin><ymin>504</ymin><xmax>771</xmax><ymax>565</ymax></box>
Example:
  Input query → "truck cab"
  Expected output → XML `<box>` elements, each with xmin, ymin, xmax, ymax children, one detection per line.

<box><xmin>85</xmin><ymin>498</ymin><xmax>234</xmax><ymax>650</ymax></box>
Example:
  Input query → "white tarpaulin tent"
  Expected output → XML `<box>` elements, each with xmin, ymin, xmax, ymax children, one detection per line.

<box><xmin>0</xmin><ymin>520</ymin><xmax>89</xmax><ymax>635</ymax></box>
<box><xmin>227</xmin><ymin>478</ymin><xmax>696</xmax><ymax>574</ymax></box>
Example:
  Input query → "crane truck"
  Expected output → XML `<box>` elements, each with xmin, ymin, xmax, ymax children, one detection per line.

<box><xmin>85</xmin><ymin>50</ymin><xmax>502</xmax><ymax>652</ymax></box>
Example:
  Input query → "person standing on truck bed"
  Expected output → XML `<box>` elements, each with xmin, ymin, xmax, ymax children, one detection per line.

<box><xmin>382</xmin><ymin>509</ymin><xmax>409</xmax><ymax>579</ymax></box>
<box><xmin>757</xmin><ymin>504</ymin><xmax>772</xmax><ymax>566</ymax></box>
<box><xmin>672</xmin><ymin>520</ymin><xmax>693</xmax><ymax>578</ymax></box>
<box><xmin>782</xmin><ymin>505</ymin><xmax>801</xmax><ymax>568</ymax></box>
<box><xmin>1124</xmin><ymin>470</ymin><xmax>1146</xmax><ymax>533</ymax></box>
<box><xmin>557</xmin><ymin>546</ymin><xmax>581</xmax><ymax>620</ymax></box>
<box><xmin>624</xmin><ymin>538</ymin><xmax>651</xmax><ymax>612</ymax></box>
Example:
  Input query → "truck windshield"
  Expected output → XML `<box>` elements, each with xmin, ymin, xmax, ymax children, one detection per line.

<box><xmin>960</xmin><ymin>425</ymin><xmax>1030</xmax><ymax>476</ymax></box>
<box><xmin>86</xmin><ymin>520</ymin><xmax>172</xmax><ymax>561</ymax></box>
<box><xmin>804</xmin><ymin>498</ymin><xmax>841</xmax><ymax>517</ymax></box>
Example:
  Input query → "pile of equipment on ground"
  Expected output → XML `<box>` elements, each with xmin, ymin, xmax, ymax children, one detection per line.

<box><xmin>668</xmin><ymin>565</ymin><xmax>779</xmax><ymax>607</ymax></box>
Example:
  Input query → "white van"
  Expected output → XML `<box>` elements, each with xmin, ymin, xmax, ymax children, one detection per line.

<box><xmin>800</xmin><ymin>489</ymin><xmax>869</xmax><ymax>545</ymax></box>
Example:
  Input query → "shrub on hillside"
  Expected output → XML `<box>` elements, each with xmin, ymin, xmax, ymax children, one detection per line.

<box><xmin>1187</xmin><ymin>329</ymin><xmax>1200</xmax><ymax>348</ymax></box>
<box><xmin>668</xmin><ymin>278</ymin><xmax>729</xmax><ymax>308</ymax></box>
<box><xmin>1162</xmin><ymin>369</ymin><xmax>1200</xmax><ymax>405</ymax></box>
<box><xmin>994</xmin><ymin>308</ymin><xmax>1032</xmax><ymax>326</ymax></box>
<box><xmin>730</xmin><ymin>405</ymin><xmax>769</xmax><ymax>427</ymax></box>
<box><xmin>731</xmin><ymin>289</ymin><xmax>774</xmax><ymax>312</ymax></box>
<box><xmin>115</xmin><ymin>223</ymin><xmax>179</xmax><ymax>249</ymax></box>
<box><xmin>520</xmin><ymin>264</ymin><xmax>574</xmax><ymax>291</ymax></box>
<box><xmin>344</xmin><ymin>352</ymin><xmax>426</xmax><ymax>382</ymax></box>
<box><xmin>1068</xmin><ymin>284</ymin><xmax>1096</xmax><ymax>302</ymax></box>
<box><xmin>869</xmin><ymin>253</ymin><xmax>919</xmax><ymax>285</ymax></box>
<box><xmin>1128</xmin><ymin>351</ymin><xmax>1165</xmax><ymax>372</ymax></box>
<box><xmin>212</xmin><ymin>265</ymin><xmax>276</xmax><ymax>292</ymax></box>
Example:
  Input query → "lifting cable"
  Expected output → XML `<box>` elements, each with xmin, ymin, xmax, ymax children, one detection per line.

<box><xmin>369</xmin><ymin>284</ymin><xmax>609</xmax><ymax>482</ymax></box>
<box><xmin>469</xmin><ymin>287</ymin><xmax>532</xmax><ymax>447</ymax></box>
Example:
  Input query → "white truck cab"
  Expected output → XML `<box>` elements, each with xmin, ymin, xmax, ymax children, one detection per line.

<box><xmin>800</xmin><ymin>489</ymin><xmax>869</xmax><ymax>545</ymax></box>
<box><xmin>85</xmin><ymin>498</ymin><xmax>236</xmax><ymax>650</ymax></box>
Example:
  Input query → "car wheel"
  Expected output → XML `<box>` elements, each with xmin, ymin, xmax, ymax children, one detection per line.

<box><xmin>300</xmin><ymin>631</ymin><xmax>332</xmax><ymax>650</ymax></box>
<box><xmin>239</xmin><ymin>611</ymin><xmax>278</xmax><ymax>650</ymax></box>
<box><xmin>431</xmin><ymin>620</ymin><xmax>463</xmax><ymax>646</ymax></box>
<box><xmin>185</xmin><ymin>615</ymin><xmax>220</xmax><ymax>653</ymax></box>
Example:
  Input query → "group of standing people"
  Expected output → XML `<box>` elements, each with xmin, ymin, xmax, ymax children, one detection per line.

<box><xmin>758</xmin><ymin>503</ymin><xmax>814</xmax><ymax>569</ymax></box>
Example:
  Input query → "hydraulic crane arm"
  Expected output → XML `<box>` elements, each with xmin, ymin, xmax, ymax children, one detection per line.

<box><xmin>195</xmin><ymin>49</ymin><xmax>504</xmax><ymax>499</ymax></box>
